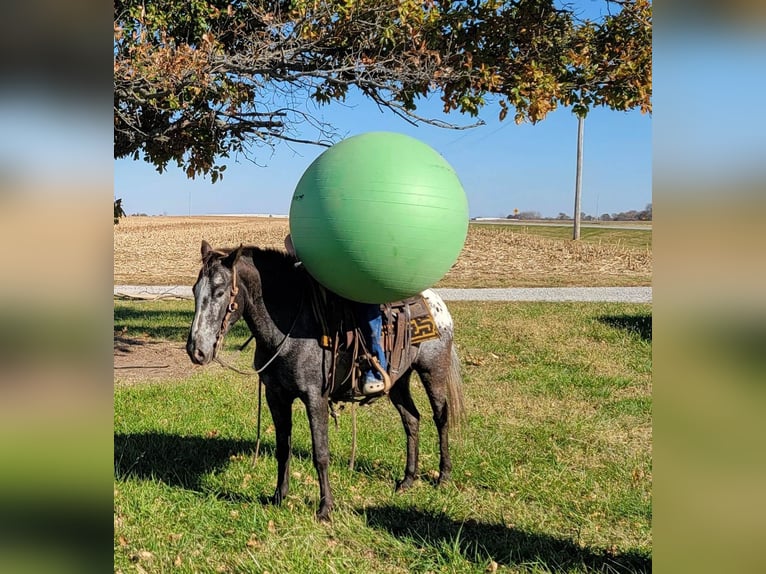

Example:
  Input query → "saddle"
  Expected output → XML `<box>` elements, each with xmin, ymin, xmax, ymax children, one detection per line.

<box><xmin>308</xmin><ymin>281</ymin><xmax>440</xmax><ymax>399</ymax></box>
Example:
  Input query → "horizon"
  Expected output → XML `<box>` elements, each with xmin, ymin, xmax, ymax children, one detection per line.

<box><xmin>120</xmin><ymin>206</ymin><xmax>653</xmax><ymax>220</ymax></box>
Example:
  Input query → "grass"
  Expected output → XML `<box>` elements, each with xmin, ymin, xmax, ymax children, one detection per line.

<box><xmin>114</xmin><ymin>300</ymin><xmax>652</xmax><ymax>573</ymax></box>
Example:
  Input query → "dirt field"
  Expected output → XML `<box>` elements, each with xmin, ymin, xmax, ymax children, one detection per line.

<box><xmin>114</xmin><ymin>216</ymin><xmax>652</xmax><ymax>288</ymax></box>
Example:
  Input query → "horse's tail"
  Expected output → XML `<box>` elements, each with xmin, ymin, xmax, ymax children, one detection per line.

<box><xmin>446</xmin><ymin>344</ymin><xmax>466</xmax><ymax>432</ymax></box>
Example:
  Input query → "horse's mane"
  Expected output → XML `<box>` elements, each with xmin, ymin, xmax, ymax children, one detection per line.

<box><xmin>202</xmin><ymin>245</ymin><xmax>299</xmax><ymax>279</ymax></box>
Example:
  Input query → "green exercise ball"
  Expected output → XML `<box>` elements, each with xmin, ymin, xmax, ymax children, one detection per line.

<box><xmin>289</xmin><ymin>132</ymin><xmax>469</xmax><ymax>303</ymax></box>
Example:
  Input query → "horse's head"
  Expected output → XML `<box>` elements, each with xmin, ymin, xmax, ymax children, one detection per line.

<box><xmin>186</xmin><ymin>240</ymin><xmax>243</xmax><ymax>365</ymax></box>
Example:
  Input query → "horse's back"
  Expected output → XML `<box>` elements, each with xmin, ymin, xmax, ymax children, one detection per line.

<box><xmin>421</xmin><ymin>289</ymin><xmax>454</xmax><ymax>340</ymax></box>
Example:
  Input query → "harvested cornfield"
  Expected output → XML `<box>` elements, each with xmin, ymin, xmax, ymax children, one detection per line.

<box><xmin>113</xmin><ymin>216</ymin><xmax>651</xmax><ymax>287</ymax></box>
<box><xmin>444</xmin><ymin>225</ymin><xmax>652</xmax><ymax>287</ymax></box>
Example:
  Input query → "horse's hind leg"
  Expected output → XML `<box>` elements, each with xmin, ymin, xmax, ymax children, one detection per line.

<box><xmin>417</xmin><ymin>363</ymin><xmax>452</xmax><ymax>486</ymax></box>
<box><xmin>389</xmin><ymin>369</ymin><xmax>421</xmax><ymax>491</ymax></box>
<box><xmin>265</xmin><ymin>385</ymin><xmax>293</xmax><ymax>505</ymax></box>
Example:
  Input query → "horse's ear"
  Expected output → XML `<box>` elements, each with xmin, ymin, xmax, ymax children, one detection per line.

<box><xmin>201</xmin><ymin>240</ymin><xmax>212</xmax><ymax>258</ymax></box>
<box><xmin>223</xmin><ymin>244</ymin><xmax>243</xmax><ymax>268</ymax></box>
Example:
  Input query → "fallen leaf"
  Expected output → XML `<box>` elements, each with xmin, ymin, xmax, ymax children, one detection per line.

<box><xmin>267</xmin><ymin>520</ymin><xmax>276</xmax><ymax>534</ymax></box>
<box><xmin>130</xmin><ymin>550</ymin><xmax>154</xmax><ymax>563</ymax></box>
<box><xmin>486</xmin><ymin>560</ymin><xmax>499</xmax><ymax>573</ymax></box>
<box><xmin>174</xmin><ymin>555</ymin><xmax>182</xmax><ymax>567</ymax></box>
<box><xmin>118</xmin><ymin>535</ymin><xmax>128</xmax><ymax>547</ymax></box>
<box><xmin>246</xmin><ymin>535</ymin><xmax>260</xmax><ymax>548</ymax></box>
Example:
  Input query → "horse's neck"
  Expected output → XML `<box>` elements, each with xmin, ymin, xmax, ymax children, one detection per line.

<box><xmin>238</xmin><ymin>255</ymin><xmax>304</xmax><ymax>349</ymax></box>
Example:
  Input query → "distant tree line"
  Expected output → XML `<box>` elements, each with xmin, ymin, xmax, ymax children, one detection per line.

<box><xmin>506</xmin><ymin>203</ymin><xmax>651</xmax><ymax>221</ymax></box>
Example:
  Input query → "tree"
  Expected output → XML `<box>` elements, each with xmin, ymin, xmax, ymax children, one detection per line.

<box><xmin>114</xmin><ymin>198</ymin><xmax>126</xmax><ymax>224</ymax></box>
<box><xmin>567</xmin><ymin>0</ymin><xmax>651</xmax><ymax>239</ymax></box>
<box><xmin>639</xmin><ymin>202</ymin><xmax>652</xmax><ymax>220</ymax></box>
<box><xmin>114</xmin><ymin>0</ymin><xmax>652</xmax><ymax>179</ymax></box>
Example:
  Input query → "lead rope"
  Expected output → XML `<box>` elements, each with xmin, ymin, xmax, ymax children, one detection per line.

<box><xmin>250</xmin><ymin>294</ymin><xmax>304</xmax><ymax>463</ymax></box>
<box><xmin>253</xmin><ymin>377</ymin><xmax>263</xmax><ymax>463</ymax></box>
<box><xmin>349</xmin><ymin>402</ymin><xmax>357</xmax><ymax>471</ymax></box>
<box><xmin>212</xmin><ymin>269</ymin><xmax>305</xmax><ymax>465</ymax></box>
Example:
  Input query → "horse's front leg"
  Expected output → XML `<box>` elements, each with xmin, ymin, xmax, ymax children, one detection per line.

<box><xmin>388</xmin><ymin>371</ymin><xmax>421</xmax><ymax>491</ymax></box>
<box><xmin>303</xmin><ymin>392</ymin><xmax>333</xmax><ymax>521</ymax></box>
<box><xmin>265</xmin><ymin>384</ymin><xmax>293</xmax><ymax>505</ymax></box>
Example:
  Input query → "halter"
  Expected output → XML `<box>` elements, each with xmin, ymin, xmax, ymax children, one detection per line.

<box><xmin>213</xmin><ymin>264</ymin><xmax>239</xmax><ymax>357</ymax></box>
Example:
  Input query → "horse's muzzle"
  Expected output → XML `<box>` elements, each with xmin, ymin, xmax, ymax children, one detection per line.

<box><xmin>186</xmin><ymin>339</ymin><xmax>211</xmax><ymax>365</ymax></box>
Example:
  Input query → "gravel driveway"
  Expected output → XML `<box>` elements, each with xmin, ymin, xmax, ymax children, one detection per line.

<box><xmin>114</xmin><ymin>285</ymin><xmax>651</xmax><ymax>303</ymax></box>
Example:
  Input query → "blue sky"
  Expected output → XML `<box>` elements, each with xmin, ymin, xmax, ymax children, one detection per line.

<box><xmin>114</xmin><ymin>96</ymin><xmax>651</xmax><ymax>219</ymax></box>
<box><xmin>114</xmin><ymin>1</ymin><xmax>652</xmax><ymax>219</ymax></box>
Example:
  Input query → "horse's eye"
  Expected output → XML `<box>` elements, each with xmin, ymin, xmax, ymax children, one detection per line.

<box><xmin>213</xmin><ymin>289</ymin><xmax>225</xmax><ymax>299</ymax></box>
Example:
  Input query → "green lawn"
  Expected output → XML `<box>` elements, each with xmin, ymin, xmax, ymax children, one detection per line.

<box><xmin>114</xmin><ymin>300</ymin><xmax>651</xmax><ymax>573</ymax></box>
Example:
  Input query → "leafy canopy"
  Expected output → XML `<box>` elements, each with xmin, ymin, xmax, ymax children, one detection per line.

<box><xmin>114</xmin><ymin>0</ymin><xmax>651</xmax><ymax>179</ymax></box>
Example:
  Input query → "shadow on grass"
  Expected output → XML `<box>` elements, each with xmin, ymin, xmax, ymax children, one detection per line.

<box><xmin>113</xmin><ymin>305</ymin><xmax>251</xmax><ymax>342</ymax></box>
<box><xmin>115</xmin><ymin>431</ymin><xmax>416</xmax><ymax>509</ymax></box>
<box><xmin>115</xmin><ymin>432</ymin><xmax>266</xmax><ymax>490</ymax></box>
<box><xmin>598</xmin><ymin>314</ymin><xmax>652</xmax><ymax>341</ymax></box>
<box><xmin>114</xmin><ymin>432</ymin><xmax>309</xmax><ymax>495</ymax></box>
<box><xmin>113</xmin><ymin>306</ymin><xmax>195</xmax><ymax>341</ymax></box>
<box><xmin>362</xmin><ymin>505</ymin><xmax>650</xmax><ymax>573</ymax></box>
<box><xmin>114</xmin><ymin>303</ymin><xmax>250</xmax><ymax>342</ymax></box>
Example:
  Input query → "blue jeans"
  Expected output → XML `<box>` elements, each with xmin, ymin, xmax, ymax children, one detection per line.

<box><xmin>356</xmin><ymin>303</ymin><xmax>387</xmax><ymax>376</ymax></box>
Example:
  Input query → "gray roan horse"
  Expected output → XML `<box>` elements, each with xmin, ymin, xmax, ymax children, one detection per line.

<box><xmin>186</xmin><ymin>240</ymin><xmax>465</xmax><ymax>520</ymax></box>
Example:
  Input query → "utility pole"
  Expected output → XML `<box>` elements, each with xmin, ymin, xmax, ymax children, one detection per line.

<box><xmin>573</xmin><ymin>115</ymin><xmax>584</xmax><ymax>240</ymax></box>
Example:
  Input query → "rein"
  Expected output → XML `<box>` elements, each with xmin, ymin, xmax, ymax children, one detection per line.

<box><xmin>213</xmin><ymin>263</ymin><xmax>304</xmax><ymax>373</ymax></box>
<box><xmin>252</xmin><ymin>292</ymin><xmax>304</xmax><ymax>374</ymax></box>
<box><xmin>211</xmin><ymin>265</ymin><xmax>305</xmax><ymax>464</ymax></box>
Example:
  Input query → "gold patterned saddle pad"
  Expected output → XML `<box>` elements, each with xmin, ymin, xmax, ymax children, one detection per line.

<box><xmin>381</xmin><ymin>295</ymin><xmax>439</xmax><ymax>345</ymax></box>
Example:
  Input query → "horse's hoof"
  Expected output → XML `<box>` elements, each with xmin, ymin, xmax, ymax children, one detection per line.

<box><xmin>270</xmin><ymin>493</ymin><xmax>283</xmax><ymax>506</ymax></box>
<box><xmin>436</xmin><ymin>473</ymin><xmax>451</xmax><ymax>487</ymax></box>
<box><xmin>395</xmin><ymin>477</ymin><xmax>415</xmax><ymax>492</ymax></box>
<box><xmin>316</xmin><ymin>508</ymin><xmax>332</xmax><ymax>522</ymax></box>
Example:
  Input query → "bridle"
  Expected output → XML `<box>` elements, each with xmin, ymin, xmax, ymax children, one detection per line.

<box><xmin>211</xmin><ymin>261</ymin><xmax>304</xmax><ymax>374</ymax></box>
<box><xmin>213</xmin><ymin>264</ymin><xmax>239</xmax><ymax>358</ymax></box>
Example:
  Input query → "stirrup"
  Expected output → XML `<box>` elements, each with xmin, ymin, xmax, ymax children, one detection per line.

<box><xmin>362</xmin><ymin>357</ymin><xmax>391</xmax><ymax>395</ymax></box>
<box><xmin>362</xmin><ymin>376</ymin><xmax>385</xmax><ymax>395</ymax></box>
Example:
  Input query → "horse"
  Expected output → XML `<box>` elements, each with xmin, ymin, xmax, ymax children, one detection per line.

<box><xmin>186</xmin><ymin>240</ymin><xmax>465</xmax><ymax>520</ymax></box>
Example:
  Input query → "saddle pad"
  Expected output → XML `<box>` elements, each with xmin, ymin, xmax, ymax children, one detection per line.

<box><xmin>382</xmin><ymin>295</ymin><xmax>439</xmax><ymax>344</ymax></box>
<box><xmin>409</xmin><ymin>314</ymin><xmax>439</xmax><ymax>343</ymax></box>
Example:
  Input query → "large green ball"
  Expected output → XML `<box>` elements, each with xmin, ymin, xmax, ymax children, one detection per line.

<box><xmin>289</xmin><ymin>132</ymin><xmax>468</xmax><ymax>303</ymax></box>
